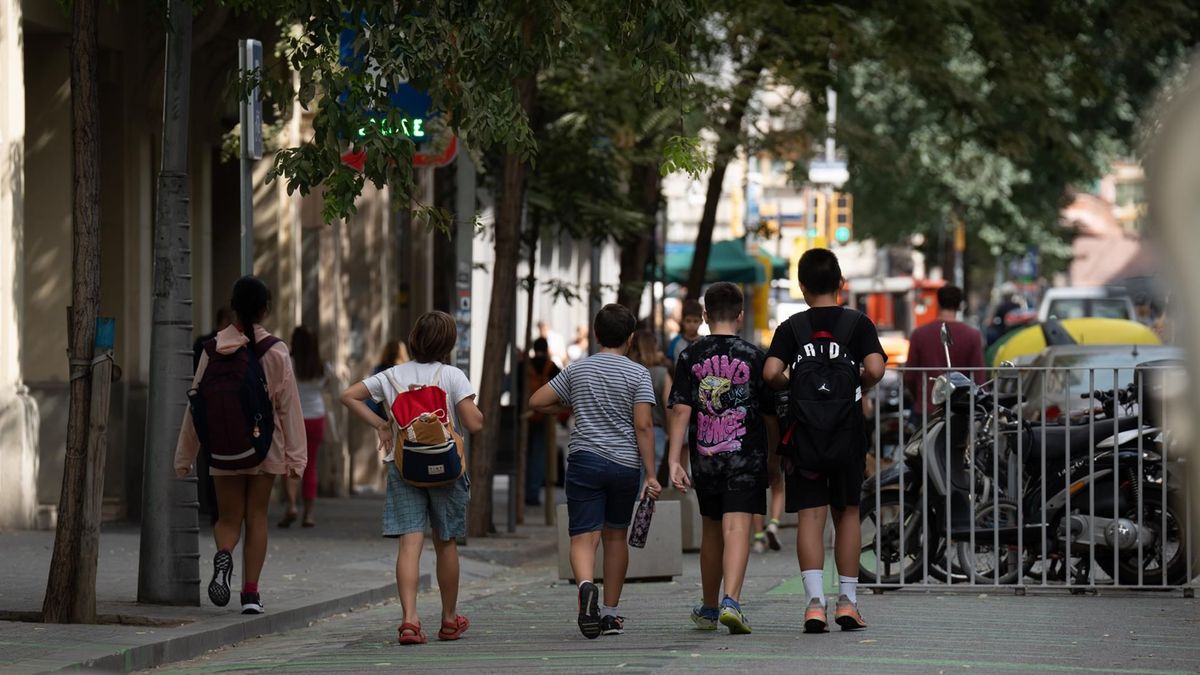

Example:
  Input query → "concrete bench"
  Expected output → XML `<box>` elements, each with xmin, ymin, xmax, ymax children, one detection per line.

<box><xmin>658</xmin><ymin>487</ymin><xmax>702</xmax><ymax>552</ymax></box>
<box><xmin>556</xmin><ymin>501</ymin><xmax>682</xmax><ymax>582</ymax></box>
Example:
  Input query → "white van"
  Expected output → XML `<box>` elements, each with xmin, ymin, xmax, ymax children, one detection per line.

<box><xmin>1037</xmin><ymin>287</ymin><xmax>1135</xmax><ymax>322</ymax></box>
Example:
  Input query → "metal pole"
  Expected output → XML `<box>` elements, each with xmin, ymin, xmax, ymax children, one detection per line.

<box><xmin>238</xmin><ymin>39</ymin><xmax>263</xmax><ymax>276</ymax></box>
<box><xmin>588</xmin><ymin>241</ymin><xmax>601</xmax><ymax>355</ymax></box>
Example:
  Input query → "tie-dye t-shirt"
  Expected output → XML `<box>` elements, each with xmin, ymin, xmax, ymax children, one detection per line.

<box><xmin>669</xmin><ymin>335</ymin><xmax>778</xmax><ymax>494</ymax></box>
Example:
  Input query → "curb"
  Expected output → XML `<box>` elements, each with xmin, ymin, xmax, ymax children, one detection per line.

<box><xmin>63</xmin><ymin>574</ymin><xmax>429</xmax><ymax>673</ymax></box>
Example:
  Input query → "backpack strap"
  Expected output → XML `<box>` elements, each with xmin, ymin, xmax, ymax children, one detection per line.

<box><xmin>789</xmin><ymin>311</ymin><xmax>815</xmax><ymax>349</ymax></box>
<box><xmin>831</xmin><ymin>308</ymin><xmax>862</xmax><ymax>350</ymax></box>
<box><xmin>253</xmin><ymin>336</ymin><xmax>283</xmax><ymax>358</ymax></box>
<box><xmin>203</xmin><ymin>338</ymin><xmax>218</xmax><ymax>359</ymax></box>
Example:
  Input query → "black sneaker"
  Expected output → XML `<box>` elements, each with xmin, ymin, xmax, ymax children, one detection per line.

<box><xmin>207</xmin><ymin>550</ymin><xmax>233</xmax><ymax>607</ymax></box>
<box><xmin>600</xmin><ymin>614</ymin><xmax>625</xmax><ymax>635</ymax></box>
<box><xmin>240</xmin><ymin>592</ymin><xmax>264</xmax><ymax>615</ymax></box>
<box><xmin>577</xmin><ymin>582</ymin><xmax>601</xmax><ymax>639</ymax></box>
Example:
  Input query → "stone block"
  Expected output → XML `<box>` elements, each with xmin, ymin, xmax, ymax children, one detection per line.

<box><xmin>556</xmin><ymin>501</ymin><xmax>682</xmax><ymax>582</ymax></box>
<box><xmin>659</xmin><ymin>487</ymin><xmax>702</xmax><ymax>552</ymax></box>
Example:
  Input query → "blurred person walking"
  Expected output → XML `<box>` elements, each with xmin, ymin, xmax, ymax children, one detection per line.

<box><xmin>904</xmin><ymin>285</ymin><xmax>985</xmax><ymax>416</ymax></box>
<box><xmin>524</xmin><ymin>337</ymin><xmax>561</xmax><ymax>506</ymax></box>
<box><xmin>628</xmin><ymin>329</ymin><xmax>673</xmax><ymax>480</ymax></box>
<box><xmin>278</xmin><ymin>326</ymin><xmax>340</xmax><ymax>529</ymax></box>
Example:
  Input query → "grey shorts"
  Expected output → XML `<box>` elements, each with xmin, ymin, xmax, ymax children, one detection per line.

<box><xmin>382</xmin><ymin>461</ymin><xmax>470</xmax><ymax>540</ymax></box>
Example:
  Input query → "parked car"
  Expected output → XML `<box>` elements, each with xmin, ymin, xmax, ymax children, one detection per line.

<box><xmin>1038</xmin><ymin>287</ymin><xmax>1135</xmax><ymax>322</ymax></box>
<box><xmin>1016</xmin><ymin>344</ymin><xmax>1183</xmax><ymax>422</ymax></box>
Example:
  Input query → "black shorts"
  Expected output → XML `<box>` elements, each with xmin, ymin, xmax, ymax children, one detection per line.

<box><xmin>785</xmin><ymin>455</ymin><xmax>865</xmax><ymax>512</ymax></box>
<box><xmin>697</xmin><ymin>489</ymin><xmax>767</xmax><ymax>521</ymax></box>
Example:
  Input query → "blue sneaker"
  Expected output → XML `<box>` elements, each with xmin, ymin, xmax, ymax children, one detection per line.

<box><xmin>690</xmin><ymin>604</ymin><xmax>719</xmax><ymax>630</ymax></box>
<box><xmin>719</xmin><ymin>596</ymin><xmax>751</xmax><ymax>635</ymax></box>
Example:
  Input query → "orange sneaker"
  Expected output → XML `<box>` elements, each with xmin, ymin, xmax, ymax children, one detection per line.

<box><xmin>834</xmin><ymin>595</ymin><xmax>867</xmax><ymax>630</ymax></box>
<box><xmin>803</xmin><ymin>598</ymin><xmax>828</xmax><ymax>633</ymax></box>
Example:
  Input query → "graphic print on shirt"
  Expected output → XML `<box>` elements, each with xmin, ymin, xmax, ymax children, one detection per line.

<box><xmin>693</xmin><ymin>354</ymin><xmax>752</xmax><ymax>456</ymax></box>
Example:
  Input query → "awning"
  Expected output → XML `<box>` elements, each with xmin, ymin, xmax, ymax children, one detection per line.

<box><xmin>662</xmin><ymin>239</ymin><xmax>782</xmax><ymax>283</ymax></box>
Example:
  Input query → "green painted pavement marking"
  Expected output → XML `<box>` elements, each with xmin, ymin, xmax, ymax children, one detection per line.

<box><xmin>766</xmin><ymin>557</ymin><xmax>838</xmax><ymax>596</ymax></box>
<box><xmin>166</xmin><ymin>648</ymin><xmax>1196</xmax><ymax>675</ymax></box>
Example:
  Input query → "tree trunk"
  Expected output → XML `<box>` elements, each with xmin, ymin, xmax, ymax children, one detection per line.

<box><xmin>467</xmin><ymin>72</ymin><xmax>537</xmax><ymax>537</ymax></box>
<box><xmin>685</xmin><ymin>55</ymin><xmax>763</xmax><ymax>301</ymax></box>
<box><xmin>138</xmin><ymin>0</ymin><xmax>199</xmax><ymax>605</ymax></box>
<box><xmin>616</xmin><ymin>162</ymin><xmax>662</xmax><ymax>314</ymax></box>
<box><xmin>42</xmin><ymin>0</ymin><xmax>101</xmax><ymax>624</ymax></box>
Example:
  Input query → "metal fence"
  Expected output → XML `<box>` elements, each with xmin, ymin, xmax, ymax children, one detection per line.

<box><xmin>858</xmin><ymin>365</ymin><xmax>1195</xmax><ymax>593</ymax></box>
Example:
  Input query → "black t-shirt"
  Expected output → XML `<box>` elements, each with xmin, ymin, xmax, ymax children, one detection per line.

<box><xmin>767</xmin><ymin>307</ymin><xmax>887</xmax><ymax>370</ymax></box>
<box><xmin>669</xmin><ymin>335</ymin><xmax>777</xmax><ymax>494</ymax></box>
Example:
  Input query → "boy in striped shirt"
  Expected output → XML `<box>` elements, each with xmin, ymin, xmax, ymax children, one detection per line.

<box><xmin>529</xmin><ymin>304</ymin><xmax>663</xmax><ymax>639</ymax></box>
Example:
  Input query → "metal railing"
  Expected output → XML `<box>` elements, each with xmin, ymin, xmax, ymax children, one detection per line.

<box><xmin>857</xmin><ymin>365</ymin><xmax>1195</xmax><ymax>593</ymax></box>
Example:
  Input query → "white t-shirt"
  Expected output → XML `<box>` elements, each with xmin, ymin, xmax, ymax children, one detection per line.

<box><xmin>362</xmin><ymin>361</ymin><xmax>475</xmax><ymax>462</ymax></box>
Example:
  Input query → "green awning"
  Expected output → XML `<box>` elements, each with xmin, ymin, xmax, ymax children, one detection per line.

<box><xmin>663</xmin><ymin>240</ymin><xmax>767</xmax><ymax>284</ymax></box>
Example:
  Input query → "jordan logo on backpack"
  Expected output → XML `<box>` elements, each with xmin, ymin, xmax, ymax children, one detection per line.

<box><xmin>783</xmin><ymin>308</ymin><xmax>864</xmax><ymax>472</ymax></box>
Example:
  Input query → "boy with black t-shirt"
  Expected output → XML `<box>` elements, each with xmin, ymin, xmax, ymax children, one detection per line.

<box><xmin>764</xmin><ymin>249</ymin><xmax>886</xmax><ymax>633</ymax></box>
<box><xmin>668</xmin><ymin>282</ymin><xmax>779</xmax><ymax>635</ymax></box>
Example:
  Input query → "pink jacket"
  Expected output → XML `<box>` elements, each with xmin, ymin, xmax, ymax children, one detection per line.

<box><xmin>174</xmin><ymin>325</ymin><xmax>307</xmax><ymax>477</ymax></box>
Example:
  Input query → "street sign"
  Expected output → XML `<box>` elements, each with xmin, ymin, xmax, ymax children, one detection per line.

<box><xmin>808</xmin><ymin>160</ymin><xmax>848</xmax><ymax>186</ymax></box>
<box><xmin>239</xmin><ymin>39</ymin><xmax>263</xmax><ymax>160</ymax></box>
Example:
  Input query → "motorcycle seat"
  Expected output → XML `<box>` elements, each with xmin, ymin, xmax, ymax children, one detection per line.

<box><xmin>1023</xmin><ymin>416</ymin><xmax>1142</xmax><ymax>469</ymax></box>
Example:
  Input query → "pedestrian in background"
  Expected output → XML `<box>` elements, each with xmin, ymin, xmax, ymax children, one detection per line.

<box><xmin>765</xmin><ymin>249</ymin><xmax>886</xmax><ymax>633</ymax></box>
<box><xmin>524</xmin><ymin>337</ymin><xmax>561</xmax><ymax>507</ymax></box>
<box><xmin>667</xmin><ymin>282</ymin><xmax>779</xmax><ymax>635</ymax></box>
<box><xmin>566</xmin><ymin>323</ymin><xmax>589</xmax><ymax>364</ymax></box>
<box><xmin>279</xmin><ymin>325</ymin><xmax>340</xmax><ymax>529</ymax></box>
<box><xmin>904</xmin><ymin>285</ymin><xmax>985</xmax><ymax>417</ymax></box>
<box><xmin>175</xmin><ymin>276</ymin><xmax>307</xmax><ymax>615</ymax></box>
<box><xmin>529</xmin><ymin>304</ymin><xmax>662</xmax><ymax>639</ymax></box>
<box><xmin>628</xmin><ymin>329</ymin><xmax>672</xmax><ymax>478</ymax></box>
<box><xmin>365</xmin><ymin>340</ymin><xmax>409</xmax><ymax>421</ymax></box>
<box><xmin>668</xmin><ymin>299</ymin><xmax>703</xmax><ymax>363</ymax></box>
<box><xmin>341</xmin><ymin>311</ymin><xmax>482</xmax><ymax>645</ymax></box>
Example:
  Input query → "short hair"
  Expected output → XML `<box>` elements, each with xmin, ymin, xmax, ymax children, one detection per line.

<box><xmin>797</xmin><ymin>248</ymin><xmax>843</xmax><ymax>295</ymax></box>
<box><xmin>409</xmin><ymin>311</ymin><xmax>457</xmax><ymax>363</ymax></box>
<box><xmin>593</xmin><ymin>304</ymin><xmax>637</xmax><ymax>349</ymax></box>
<box><xmin>937</xmin><ymin>285</ymin><xmax>965</xmax><ymax>312</ymax></box>
<box><xmin>681</xmin><ymin>299</ymin><xmax>703</xmax><ymax>320</ymax></box>
<box><xmin>704</xmin><ymin>282</ymin><xmax>743</xmax><ymax>323</ymax></box>
<box><xmin>532</xmin><ymin>337</ymin><xmax>549</xmax><ymax>353</ymax></box>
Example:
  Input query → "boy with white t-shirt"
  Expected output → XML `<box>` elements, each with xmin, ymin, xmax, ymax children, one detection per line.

<box><xmin>342</xmin><ymin>311</ymin><xmax>483</xmax><ymax>646</ymax></box>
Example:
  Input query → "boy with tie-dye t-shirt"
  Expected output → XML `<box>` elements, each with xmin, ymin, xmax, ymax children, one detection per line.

<box><xmin>667</xmin><ymin>282</ymin><xmax>779</xmax><ymax>636</ymax></box>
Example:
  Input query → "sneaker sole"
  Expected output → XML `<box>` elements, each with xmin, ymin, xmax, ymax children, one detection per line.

<box><xmin>690</xmin><ymin>614</ymin><xmax>718</xmax><ymax>631</ymax></box>
<box><xmin>835</xmin><ymin>615</ymin><xmax>866</xmax><ymax>631</ymax></box>
<box><xmin>207</xmin><ymin>557</ymin><xmax>231</xmax><ymax>608</ymax></box>
<box><xmin>803</xmin><ymin>617</ymin><xmax>828</xmax><ymax>634</ymax></box>
<box><xmin>601</xmin><ymin>627</ymin><xmax>624</xmax><ymax>636</ymax></box>
<box><xmin>577</xmin><ymin>583</ymin><xmax>601</xmax><ymax>640</ymax></box>
<box><xmin>719</xmin><ymin>609</ymin><xmax>752</xmax><ymax>635</ymax></box>
<box><xmin>241</xmin><ymin>604</ymin><xmax>264</xmax><ymax>615</ymax></box>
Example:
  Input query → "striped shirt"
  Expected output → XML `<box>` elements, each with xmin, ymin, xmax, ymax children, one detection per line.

<box><xmin>549</xmin><ymin>352</ymin><xmax>657</xmax><ymax>470</ymax></box>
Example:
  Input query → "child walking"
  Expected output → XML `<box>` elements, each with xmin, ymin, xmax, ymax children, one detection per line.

<box><xmin>280</xmin><ymin>325</ymin><xmax>339</xmax><ymax>528</ymax></box>
<box><xmin>341</xmin><ymin>311</ymin><xmax>483</xmax><ymax>645</ymax></box>
<box><xmin>529</xmin><ymin>304</ymin><xmax>662</xmax><ymax>639</ymax></box>
<box><xmin>764</xmin><ymin>249</ymin><xmax>886</xmax><ymax>632</ymax></box>
<box><xmin>666</xmin><ymin>282</ymin><xmax>779</xmax><ymax>634</ymax></box>
<box><xmin>175</xmin><ymin>276</ymin><xmax>307</xmax><ymax>615</ymax></box>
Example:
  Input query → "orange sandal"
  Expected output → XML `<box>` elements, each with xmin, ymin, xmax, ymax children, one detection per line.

<box><xmin>398</xmin><ymin>622</ymin><xmax>427</xmax><ymax>645</ymax></box>
<box><xmin>437</xmin><ymin>615</ymin><xmax>470</xmax><ymax>641</ymax></box>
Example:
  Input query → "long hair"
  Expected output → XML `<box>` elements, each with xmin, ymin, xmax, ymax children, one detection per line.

<box><xmin>627</xmin><ymin>329</ymin><xmax>661</xmax><ymax>370</ymax></box>
<box><xmin>230</xmin><ymin>276</ymin><xmax>271</xmax><ymax>348</ymax></box>
<box><xmin>378</xmin><ymin>340</ymin><xmax>401</xmax><ymax>369</ymax></box>
<box><xmin>291</xmin><ymin>325</ymin><xmax>322</xmax><ymax>381</ymax></box>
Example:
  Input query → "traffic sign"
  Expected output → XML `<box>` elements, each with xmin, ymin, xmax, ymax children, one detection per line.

<box><xmin>808</xmin><ymin>160</ymin><xmax>848</xmax><ymax>186</ymax></box>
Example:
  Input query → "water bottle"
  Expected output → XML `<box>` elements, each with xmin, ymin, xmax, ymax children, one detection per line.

<box><xmin>628</xmin><ymin>495</ymin><xmax>656</xmax><ymax>548</ymax></box>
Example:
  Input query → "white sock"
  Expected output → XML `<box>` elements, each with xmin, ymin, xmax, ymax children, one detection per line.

<box><xmin>601</xmin><ymin>605</ymin><xmax>619</xmax><ymax>618</ymax></box>
<box><xmin>801</xmin><ymin>569</ymin><xmax>825</xmax><ymax>607</ymax></box>
<box><xmin>839</xmin><ymin>576</ymin><xmax>858</xmax><ymax>604</ymax></box>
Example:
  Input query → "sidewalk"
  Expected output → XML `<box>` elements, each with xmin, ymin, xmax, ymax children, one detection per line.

<box><xmin>0</xmin><ymin>485</ymin><xmax>558</xmax><ymax>673</ymax></box>
<box><xmin>161</xmin><ymin>524</ymin><xmax>1200</xmax><ymax>674</ymax></box>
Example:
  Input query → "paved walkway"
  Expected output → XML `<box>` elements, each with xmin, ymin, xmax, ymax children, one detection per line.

<box><xmin>158</xmin><ymin>525</ymin><xmax>1200</xmax><ymax>674</ymax></box>
<box><xmin>0</xmin><ymin>487</ymin><xmax>557</xmax><ymax>673</ymax></box>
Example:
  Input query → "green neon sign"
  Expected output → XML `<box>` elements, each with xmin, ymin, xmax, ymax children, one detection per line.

<box><xmin>357</xmin><ymin>116</ymin><xmax>426</xmax><ymax>139</ymax></box>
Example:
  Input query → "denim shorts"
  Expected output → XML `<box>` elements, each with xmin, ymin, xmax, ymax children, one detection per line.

<box><xmin>382</xmin><ymin>461</ymin><xmax>470</xmax><ymax>540</ymax></box>
<box><xmin>565</xmin><ymin>450</ymin><xmax>642</xmax><ymax>536</ymax></box>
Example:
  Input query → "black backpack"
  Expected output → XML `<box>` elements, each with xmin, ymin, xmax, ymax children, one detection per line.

<box><xmin>188</xmin><ymin>336</ymin><xmax>281</xmax><ymax>470</ymax></box>
<box><xmin>783</xmin><ymin>309</ymin><xmax>865</xmax><ymax>472</ymax></box>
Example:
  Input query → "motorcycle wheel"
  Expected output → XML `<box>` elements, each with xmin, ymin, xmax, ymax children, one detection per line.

<box><xmin>955</xmin><ymin>498</ymin><xmax>1025</xmax><ymax>585</ymax></box>
<box><xmin>858</xmin><ymin>491</ymin><xmax>926</xmax><ymax>584</ymax></box>
<box><xmin>1093</xmin><ymin>489</ymin><xmax>1188</xmax><ymax>586</ymax></box>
